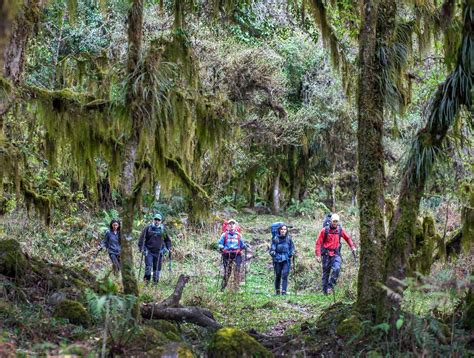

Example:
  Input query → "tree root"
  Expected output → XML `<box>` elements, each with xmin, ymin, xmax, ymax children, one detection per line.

<box><xmin>140</xmin><ymin>274</ymin><xmax>222</xmax><ymax>331</ymax></box>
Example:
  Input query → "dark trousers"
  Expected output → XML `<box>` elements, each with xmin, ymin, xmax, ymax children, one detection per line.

<box><xmin>109</xmin><ymin>253</ymin><xmax>121</xmax><ymax>273</ymax></box>
<box><xmin>322</xmin><ymin>254</ymin><xmax>342</xmax><ymax>293</ymax></box>
<box><xmin>274</xmin><ymin>260</ymin><xmax>290</xmax><ymax>294</ymax></box>
<box><xmin>222</xmin><ymin>252</ymin><xmax>242</xmax><ymax>289</ymax></box>
<box><xmin>144</xmin><ymin>252</ymin><xmax>163</xmax><ymax>283</ymax></box>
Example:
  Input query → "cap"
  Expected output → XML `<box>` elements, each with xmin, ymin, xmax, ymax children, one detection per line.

<box><xmin>227</xmin><ymin>219</ymin><xmax>237</xmax><ymax>224</ymax></box>
<box><xmin>331</xmin><ymin>214</ymin><xmax>340</xmax><ymax>222</ymax></box>
<box><xmin>153</xmin><ymin>213</ymin><xmax>162</xmax><ymax>220</ymax></box>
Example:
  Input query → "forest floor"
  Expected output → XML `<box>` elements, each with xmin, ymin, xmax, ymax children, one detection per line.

<box><xmin>2</xmin><ymin>209</ymin><xmax>471</xmax><ymax>356</ymax></box>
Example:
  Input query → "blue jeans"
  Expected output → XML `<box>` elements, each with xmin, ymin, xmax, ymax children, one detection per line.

<box><xmin>144</xmin><ymin>252</ymin><xmax>163</xmax><ymax>283</ymax></box>
<box><xmin>322</xmin><ymin>255</ymin><xmax>342</xmax><ymax>293</ymax></box>
<box><xmin>274</xmin><ymin>260</ymin><xmax>291</xmax><ymax>293</ymax></box>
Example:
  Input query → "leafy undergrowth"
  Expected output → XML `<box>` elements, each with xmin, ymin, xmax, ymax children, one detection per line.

<box><xmin>1</xmin><ymin>210</ymin><xmax>472</xmax><ymax>356</ymax></box>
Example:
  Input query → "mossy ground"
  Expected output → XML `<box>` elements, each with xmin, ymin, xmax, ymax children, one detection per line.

<box><xmin>1</xmin><ymin>210</ymin><xmax>472</xmax><ymax>355</ymax></box>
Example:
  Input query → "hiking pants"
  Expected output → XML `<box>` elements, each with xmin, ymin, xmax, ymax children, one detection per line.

<box><xmin>222</xmin><ymin>252</ymin><xmax>242</xmax><ymax>289</ymax></box>
<box><xmin>274</xmin><ymin>260</ymin><xmax>290</xmax><ymax>294</ymax></box>
<box><xmin>144</xmin><ymin>252</ymin><xmax>163</xmax><ymax>283</ymax></box>
<box><xmin>109</xmin><ymin>253</ymin><xmax>121</xmax><ymax>273</ymax></box>
<box><xmin>322</xmin><ymin>254</ymin><xmax>342</xmax><ymax>293</ymax></box>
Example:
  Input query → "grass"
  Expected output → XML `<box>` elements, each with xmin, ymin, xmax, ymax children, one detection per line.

<box><xmin>2</xmin><ymin>209</ymin><xmax>470</xmax><ymax>355</ymax></box>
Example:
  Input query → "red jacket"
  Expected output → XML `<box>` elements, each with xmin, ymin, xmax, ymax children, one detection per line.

<box><xmin>315</xmin><ymin>226</ymin><xmax>356</xmax><ymax>257</ymax></box>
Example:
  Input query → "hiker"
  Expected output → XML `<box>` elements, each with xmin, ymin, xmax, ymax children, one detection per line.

<box><xmin>315</xmin><ymin>213</ymin><xmax>356</xmax><ymax>295</ymax></box>
<box><xmin>138</xmin><ymin>213</ymin><xmax>172</xmax><ymax>285</ymax></box>
<box><xmin>269</xmin><ymin>223</ymin><xmax>295</xmax><ymax>295</ymax></box>
<box><xmin>218</xmin><ymin>219</ymin><xmax>248</xmax><ymax>290</ymax></box>
<box><xmin>100</xmin><ymin>219</ymin><xmax>122</xmax><ymax>273</ymax></box>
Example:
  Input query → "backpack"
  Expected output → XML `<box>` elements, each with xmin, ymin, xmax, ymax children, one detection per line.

<box><xmin>322</xmin><ymin>214</ymin><xmax>342</xmax><ymax>249</ymax></box>
<box><xmin>221</xmin><ymin>221</ymin><xmax>241</xmax><ymax>247</ymax></box>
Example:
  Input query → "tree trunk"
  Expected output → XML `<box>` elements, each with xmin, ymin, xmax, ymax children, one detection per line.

<box><xmin>119</xmin><ymin>0</ymin><xmax>144</xmax><ymax>319</ymax></box>
<box><xmin>330</xmin><ymin>158</ymin><xmax>337</xmax><ymax>212</ymax></box>
<box><xmin>97</xmin><ymin>175</ymin><xmax>114</xmax><ymax>210</ymax></box>
<box><xmin>355</xmin><ymin>0</ymin><xmax>396</xmax><ymax>318</ymax></box>
<box><xmin>249</xmin><ymin>176</ymin><xmax>256</xmax><ymax>208</ymax></box>
<box><xmin>272</xmin><ymin>165</ymin><xmax>281</xmax><ymax>215</ymax></box>
<box><xmin>1</xmin><ymin>0</ymin><xmax>41</xmax><ymax>116</ymax></box>
<box><xmin>380</xmin><ymin>2</ymin><xmax>473</xmax><ymax>317</ymax></box>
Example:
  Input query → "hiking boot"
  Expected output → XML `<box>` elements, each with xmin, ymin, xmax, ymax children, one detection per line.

<box><xmin>275</xmin><ymin>289</ymin><xmax>281</xmax><ymax>295</ymax></box>
<box><xmin>327</xmin><ymin>288</ymin><xmax>333</xmax><ymax>295</ymax></box>
<box><xmin>281</xmin><ymin>290</ymin><xmax>287</xmax><ymax>295</ymax></box>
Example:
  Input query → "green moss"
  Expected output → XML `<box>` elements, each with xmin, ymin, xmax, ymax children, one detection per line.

<box><xmin>161</xmin><ymin>342</ymin><xmax>195</xmax><ymax>357</ymax></box>
<box><xmin>335</xmin><ymin>314</ymin><xmax>363</xmax><ymax>337</ymax></box>
<box><xmin>53</xmin><ymin>299</ymin><xmax>91</xmax><ymax>326</ymax></box>
<box><xmin>129</xmin><ymin>326</ymin><xmax>169</xmax><ymax>352</ymax></box>
<box><xmin>145</xmin><ymin>319</ymin><xmax>182</xmax><ymax>342</ymax></box>
<box><xmin>207</xmin><ymin>327</ymin><xmax>272</xmax><ymax>358</ymax></box>
<box><xmin>0</xmin><ymin>239</ymin><xmax>30</xmax><ymax>279</ymax></box>
<box><xmin>0</xmin><ymin>299</ymin><xmax>17</xmax><ymax>319</ymax></box>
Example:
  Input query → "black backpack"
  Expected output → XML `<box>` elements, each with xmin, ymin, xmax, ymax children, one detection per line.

<box><xmin>322</xmin><ymin>213</ymin><xmax>342</xmax><ymax>243</ymax></box>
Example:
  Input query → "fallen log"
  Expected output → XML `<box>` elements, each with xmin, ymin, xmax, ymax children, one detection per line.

<box><xmin>140</xmin><ymin>274</ymin><xmax>222</xmax><ymax>331</ymax></box>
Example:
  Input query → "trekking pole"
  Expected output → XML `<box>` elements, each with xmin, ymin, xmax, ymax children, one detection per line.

<box><xmin>244</xmin><ymin>248</ymin><xmax>248</xmax><ymax>291</ymax></box>
<box><xmin>137</xmin><ymin>241</ymin><xmax>146</xmax><ymax>282</ymax></box>
<box><xmin>168</xmin><ymin>250</ymin><xmax>172</xmax><ymax>273</ymax></box>
<box><xmin>332</xmin><ymin>287</ymin><xmax>336</xmax><ymax>304</ymax></box>
<box><xmin>292</xmin><ymin>255</ymin><xmax>297</xmax><ymax>296</ymax></box>
<box><xmin>93</xmin><ymin>247</ymin><xmax>103</xmax><ymax>262</ymax></box>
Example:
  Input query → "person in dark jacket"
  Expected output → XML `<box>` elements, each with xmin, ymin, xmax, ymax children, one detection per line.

<box><xmin>270</xmin><ymin>224</ymin><xmax>295</xmax><ymax>295</ymax></box>
<box><xmin>100</xmin><ymin>219</ymin><xmax>122</xmax><ymax>273</ymax></box>
<box><xmin>138</xmin><ymin>213</ymin><xmax>172</xmax><ymax>285</ymax></box>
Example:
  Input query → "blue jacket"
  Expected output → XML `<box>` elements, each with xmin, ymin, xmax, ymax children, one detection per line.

<box><xmin>218</xmin><ymin>231</ymin><xmax>247</xmax><ymax>252</ymax></box>
<box><xmin>101</xmin><ymin>230</ymin><xmax>121</xmax><ymax>255</ymax></box>
<box><xmin>270</xmin><ymin>234</ymin><xmax>294</xmax><ymax>263</ymax></box>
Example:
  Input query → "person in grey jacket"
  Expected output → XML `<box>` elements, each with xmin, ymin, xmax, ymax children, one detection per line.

<box><xmin>100</xmin><ymin>219</ymin><xmax>121</xmax><ymax>273</ymax></box>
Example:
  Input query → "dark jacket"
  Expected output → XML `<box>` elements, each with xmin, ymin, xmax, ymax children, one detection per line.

<box><xmin>138</xmin><ymin>223</ymin><xmax>172</xmax><ymax>255</ymax></box>
<box><xmin>270</xmin><ymin>234</ymin><xmax>295</xmax><ymax>263</ymax></box>
<box><xmin>102</xmin><ymin>230</ymin><xmax>121</xmax><ymax>255</ymax></box>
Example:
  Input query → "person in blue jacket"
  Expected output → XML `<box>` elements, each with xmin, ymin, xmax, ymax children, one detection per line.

<box><xmin>269</xmin><ymin>223</ymin><xmax>295</xmax><ymax>295</ymax></box>
<box><xmin>100</xmin><ymin>219</ymin><xmax>122</xmax><ymax>273</ymax></box>
<box><xmin>218</xmin><ymin>219</ymin><xmax>248</xmax><ymax>290</ymax></box>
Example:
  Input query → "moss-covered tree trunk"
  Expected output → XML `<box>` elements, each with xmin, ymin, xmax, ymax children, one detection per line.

<box><xmin>379</xmin><ymin>0</ymin><xmax>473</xmax><ymax>318</ymax></box>
<box><xmin>355</xmin><ymin>0</ymin><xmax>396</xmax><ymax>318</ymax></box>
<box><xmin>1</xmin><ymin>0</ymin><xmax>41</xmax><ymax>116</ymax></box>
<box><xmin>272</xmin><ymin>165</ymin><xmax>281</xmax><ymax>215</ymax></box>
<box><xmin>119</xmin><ymin>0</ymin><xmax>144</xmax><ymax>319</ymax></box>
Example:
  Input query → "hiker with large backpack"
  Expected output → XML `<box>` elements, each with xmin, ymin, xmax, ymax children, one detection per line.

<box><xmin>269</xmin><ymin>223</ymin><xmax>295</xmax><ymax>295</ymax></box>
<box><xmin>99</xmin><ymin>219</ymin><xmax>122</xmax><ymax>273</ymax></box>
<box><xmin>138</xmin><ymin>213</ymin><xmax>172</xmax><ymax>285</ymax></box>
<box><xmin>218</xmin><ymin>219</ymin><xmax>248</xmax><ymax>291</ymax></box>
<box><xmin>315</xmin><ymin>213</ymin><xmax>356</xmax><ymax>295</ymax></box>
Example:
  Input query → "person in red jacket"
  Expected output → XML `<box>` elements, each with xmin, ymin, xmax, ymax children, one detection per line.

<box><xmin>315</xmin><ymin>213</ymin><xmax>356</xmax><ymax>295</ymax></box>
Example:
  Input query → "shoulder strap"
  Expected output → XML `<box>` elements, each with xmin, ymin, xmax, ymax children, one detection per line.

<box><xmin>323</xmin><ymin>226</ymin><xmax>329</xmax><ymax>242</ymax></box>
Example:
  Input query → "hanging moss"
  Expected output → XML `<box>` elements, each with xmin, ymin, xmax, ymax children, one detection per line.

<box><xmin>21</xmin><ymin>180</ymin><xmax>51</xmax><ymax>225</ymax></box>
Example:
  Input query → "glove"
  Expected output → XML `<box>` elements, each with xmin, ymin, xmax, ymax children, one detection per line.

<box><xmin>316</xmin><ymin>256</ymin><xmax>321</xmax><ymax>263</ymax></box>
<box><xmin>219</xmin><ymin>247</ymin><xmax>224</xmax><ymax>253</ymax></box>
<box><xmin>269</xmin><ymin>250</ymin><xmax>276</xmax><ymax>257</ymax></box>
